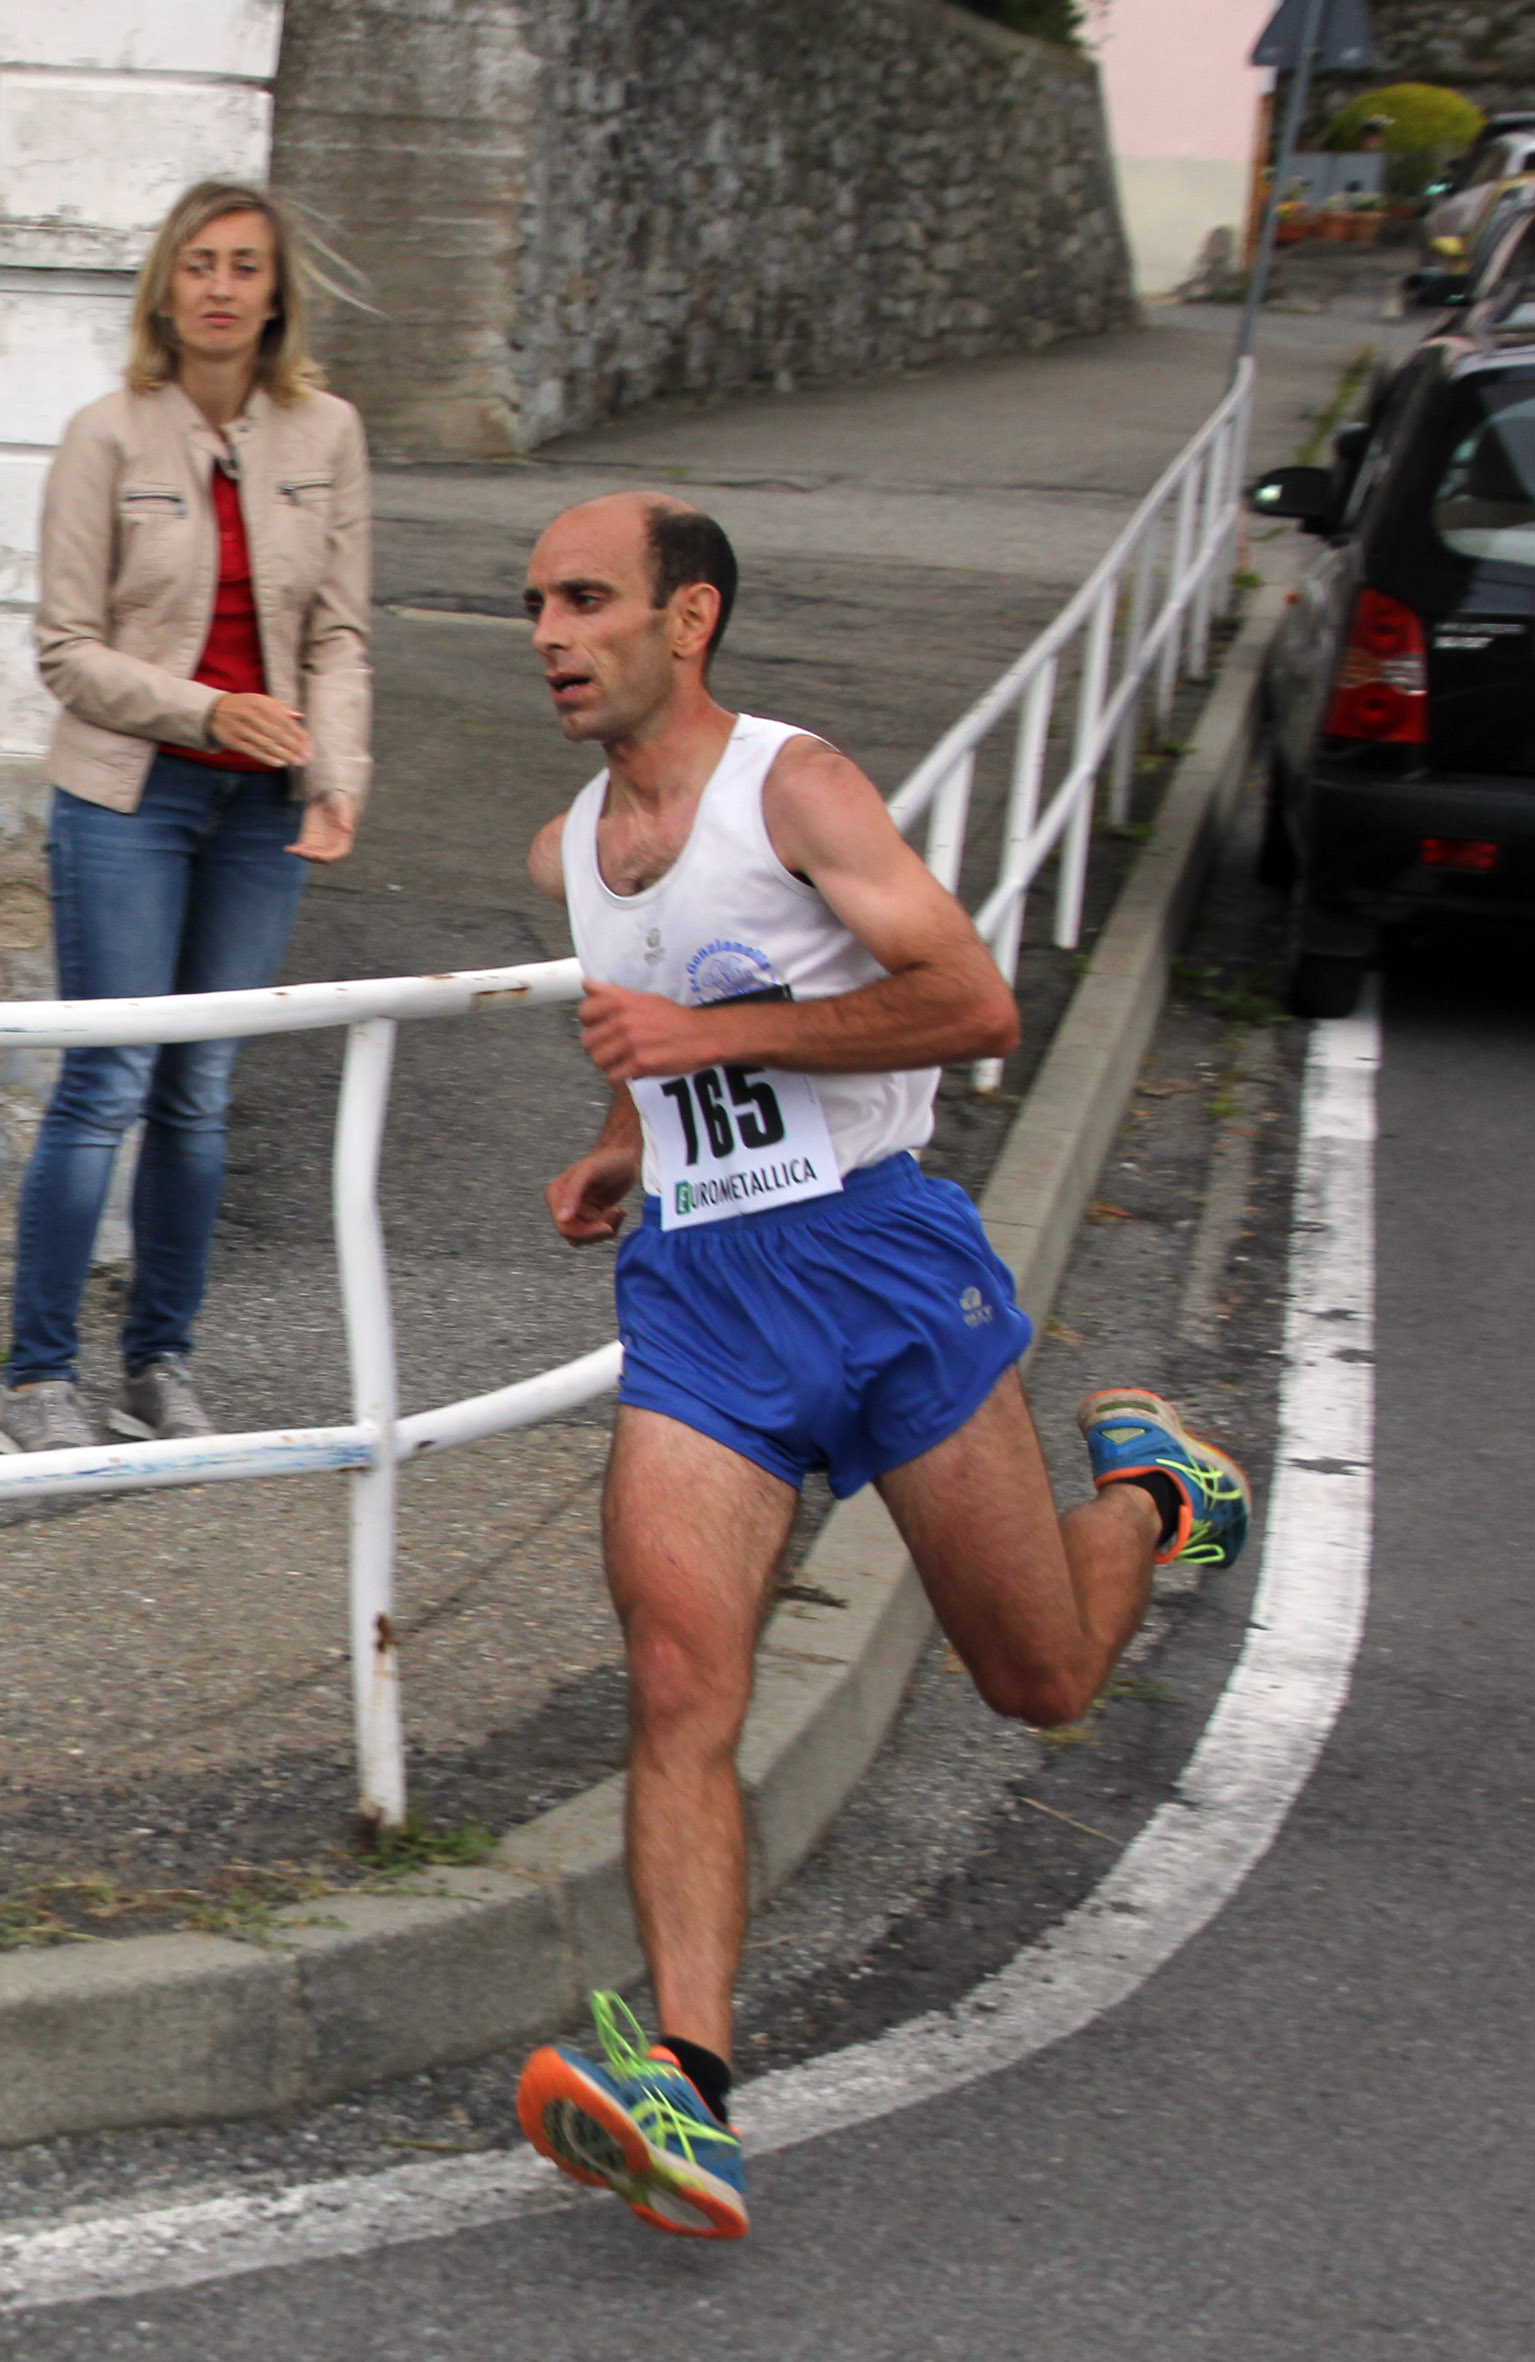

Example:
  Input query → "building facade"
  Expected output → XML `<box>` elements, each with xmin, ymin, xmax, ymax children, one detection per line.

<box><xmin>1093</xmin><ymin>0</ymin><xmax>1272</xmax><ymax>297</ymax></box>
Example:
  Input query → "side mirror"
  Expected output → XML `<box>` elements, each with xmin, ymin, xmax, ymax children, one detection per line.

<box><xmin>1403</xmin><ymin>267</ymin><xmax>1470</xmax><ymax>309</ymax></box>
<box><xmin>1247</xmin><ymin>464</ymin><xmax>1334</xmax><ymax>525</ymax></box>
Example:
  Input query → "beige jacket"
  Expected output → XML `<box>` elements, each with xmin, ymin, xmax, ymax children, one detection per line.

<box><xmin>35</xmin><ymin>380</ymin><xmax>371</xmax><ymax>812</ymax></box>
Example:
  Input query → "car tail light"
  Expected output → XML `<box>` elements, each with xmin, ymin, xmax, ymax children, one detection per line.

<box><xmin>1420</xmin><ymin>837</ymin><xmax>1499</xmax><ymax>871</ymax></box>
<box><xmin>1324</xmin><ymin>588</ymin><xmax>1429</xmax><ymax>744</ymax></box>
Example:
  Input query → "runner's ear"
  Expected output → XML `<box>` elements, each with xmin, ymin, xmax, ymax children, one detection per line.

<box><xmin>669</xmin><ymin>579</ymin><xmax>722</xmax><ymax>667</ymax></box>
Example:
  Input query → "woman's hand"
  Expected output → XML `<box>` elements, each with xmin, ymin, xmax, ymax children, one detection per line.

<box><xmin>289</xmin><ymin>793</ymin><xmax>358</xmax><ymax>865</ymax></box>
<box><xmin>210</xmin><ymin>692</ymin><xmax>311</xmax><ymax>767</ymax></box>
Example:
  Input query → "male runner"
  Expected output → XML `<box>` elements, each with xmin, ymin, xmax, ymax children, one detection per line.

<box><xmin>513</xmin><ymin>491</ymin><xmax>1249</xmax><ymax>2239</ymax></box>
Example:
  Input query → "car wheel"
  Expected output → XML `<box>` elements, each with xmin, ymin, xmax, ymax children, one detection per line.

<box><xmin>1255</xmin><ymin>750</ymin><xmax>1297</xmax><ymax>890</ymax></box>
<box><xmin>1285</xmin><ymin>948</ymin><xmax>1364</xmax><ymax>1020</ymax></box>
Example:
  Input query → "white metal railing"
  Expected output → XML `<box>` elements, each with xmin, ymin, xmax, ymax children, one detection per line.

<box><xmin>0</xmin><ymin>366</ymin><xmax>1255</xmax><ymax>1829</ymax></box>
<box><xmin>888</xmin><ymin>355</ymin><xmax>1254</xmax><ymax>1086</ymax></box>
<box><xmin>0</xmin><ymin>962</ymin><xmax>609</xmax><ymax>1830</ymax></box>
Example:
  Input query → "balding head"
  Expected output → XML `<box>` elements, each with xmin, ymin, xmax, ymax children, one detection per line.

<box><xmin>538</xmin><ymin>492</ymin><xmax>738</xmax><ymax>660</ymax></box>
<box><xmin>524</xmin><ymin>490</ymin><xmax>738</xmax><ymax>746</ymax></box>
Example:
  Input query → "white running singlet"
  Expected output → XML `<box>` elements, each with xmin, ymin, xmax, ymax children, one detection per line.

<box><xmin>561</xmin><ymin>713</ymin><xmax>938</xmax><ymax>1227</ymax></box>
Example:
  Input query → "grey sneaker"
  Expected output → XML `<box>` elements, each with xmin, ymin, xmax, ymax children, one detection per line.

<box><xmin>0</xmin><ymin>1380</ymin><xmax>97</xmax><ymax>1453</ymax></box>
<box><xmin>107</xmin><ymin>1358</ymin><xmax>217</xmax><ymax>1442</ymax></box>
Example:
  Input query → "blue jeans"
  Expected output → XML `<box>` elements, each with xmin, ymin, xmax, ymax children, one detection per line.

<box><xmin>7</xmin><ymin>755</ymin><xmax>308</xmax><ymax>1383</ymax></box>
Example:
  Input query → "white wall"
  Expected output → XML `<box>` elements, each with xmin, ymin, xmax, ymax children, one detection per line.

<box><xmin>1093</xmin><ymin>0</ymin><xmax>1272</xmax><ymax>297</ymax></box>
<box><xmin>0</xmin><ymin>2</ymin><xmax>283</xmax><ymax>755</ymax></box>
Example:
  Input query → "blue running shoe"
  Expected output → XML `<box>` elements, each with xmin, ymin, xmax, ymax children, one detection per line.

<box><xmin>1076</xmin><ymin>1387</ymin><xmax>1251</xmax><ymax>1568</ymax></box>
<box><xmin>517</xmin><ymin>1993</ymin><xmax>747</xmax><ymax>2239</ymax></box>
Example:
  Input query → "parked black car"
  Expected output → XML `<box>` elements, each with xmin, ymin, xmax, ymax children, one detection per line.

<box><xmin>1249</xmin><ymin>326</ymin><xmax>1535</xmax><ymax>1016</ymax></box>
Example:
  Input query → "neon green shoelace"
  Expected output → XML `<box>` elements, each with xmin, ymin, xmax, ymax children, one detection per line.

<box><xmin>589</xmin><ymin>1992</ymin><xmax>738</xmax><ymax>2164</ymax></box>
<box><xmin>1156</xmin><ymin>1453</ymin><xmax>1246</xmax><ymax>1562</ymax></box>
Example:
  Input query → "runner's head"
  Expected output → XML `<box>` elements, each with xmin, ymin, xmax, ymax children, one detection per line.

<box><xmin>524</xmin><ymin>491</ymin><xmax>737</xmax><ymax>746</ymax></box>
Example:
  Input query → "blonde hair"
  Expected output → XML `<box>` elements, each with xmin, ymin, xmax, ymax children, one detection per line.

<box><xmin>127</xmin><ymin>180</ymin><xmax>324</xmax><ymax>404</ymax></box>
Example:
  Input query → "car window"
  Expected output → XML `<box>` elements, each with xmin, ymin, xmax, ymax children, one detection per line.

<box><xmin>1431</xmin><ymin>384</ymin><xmax>1535</xmax><ymax>572</ymax></box>
<box><xmin>1341</xmin><ymin>362</ymin><xmax>1429</xmax><ymax>529</ymax></box>
<box><xmin>1486</xmin><ymin>211</ymin><xmax>1535</xmax><ymax>285</ymax></box>
<box><xmin>1482</xmin><ymin>215</ymin><xmax>1535</xmax><ymax>334</ymax></box>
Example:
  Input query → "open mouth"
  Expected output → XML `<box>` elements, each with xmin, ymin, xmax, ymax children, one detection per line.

<box><xmin>546</xmin><ymin>671</ymin><xmax>593</xmax><ymax>701</ymax></box>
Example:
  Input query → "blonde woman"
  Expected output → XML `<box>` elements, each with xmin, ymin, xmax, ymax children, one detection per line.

<box><xmin>2</xmin><ymin>180</ymin><xmax>370</xmax><ymax>1450</ymax></box>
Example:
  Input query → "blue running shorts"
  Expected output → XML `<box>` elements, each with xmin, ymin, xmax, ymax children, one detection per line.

<box><xmin>614</xmin><ymin>1151</ymin><xmax>1032</xmax><ymax>1497</ymax></box>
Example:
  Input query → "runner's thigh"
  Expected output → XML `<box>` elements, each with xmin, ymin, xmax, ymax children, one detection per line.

<box><xmin>605</xmin><ymin>1407</ymin><xmax>800</xmax><ymax>1692</ymax></box>
<box><xmin>875</xmin><ymin>1367</ymin><xmax>1083</xmax><ymax>1676</ymax></box>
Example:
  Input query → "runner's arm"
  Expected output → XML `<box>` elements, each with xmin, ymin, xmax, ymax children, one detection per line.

<box><xmin>545</xmin><ymin>1084</ymin><xmax>642</xmax><ymax>1245</ymax></box>
<box><xmin>577</xmin><ymin>739</ymin><xmax>1018</xmax><ymax>1083</ymax></box>
<box><xmin>528</xmin><ymin>813</ymin><xmax>568</xmax><ymax>903</ymax></box>
<box><xmin>529</xmin><ymin>814</ymin><xmax>641</xmax><ymax>1245</ymax></box>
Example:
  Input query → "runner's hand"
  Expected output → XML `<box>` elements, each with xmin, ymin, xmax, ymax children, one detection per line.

<box><xmin>579</xmin><ymin>982</ymin><xmax>713</xmax><ymax>1081</ymax></box>
<box><xmin>209</xmin><ymin>692</ymin><xmax>311</xmax><ymax>766</ymax></box>
<box><xmin>289</xmin><ymin>793</ymin><xmax>358</xmax><ymax>865</ymax></box>
<box><xmin>546</xmin><ymin>1145</ymin><xmax>639</xmax><ymax>1244</ymax></box>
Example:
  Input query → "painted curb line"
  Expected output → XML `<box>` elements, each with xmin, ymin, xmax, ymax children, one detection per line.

<box><xmin>0</xmin><ymin>588</ymin><xmax>1281</xmax><ymax>2147</ymax></box>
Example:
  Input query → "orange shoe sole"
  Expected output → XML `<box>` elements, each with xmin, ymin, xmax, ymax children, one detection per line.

<box><xmin>516</xmin><ymin>2046</ymin><xmax>748</xmax><ymax>2239</ymax></box>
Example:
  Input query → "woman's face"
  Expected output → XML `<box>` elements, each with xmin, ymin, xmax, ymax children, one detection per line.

<box><xmin>166</xmin><ymin>209</ymin><xmax>278</xmax><ymax>378</ymax></box>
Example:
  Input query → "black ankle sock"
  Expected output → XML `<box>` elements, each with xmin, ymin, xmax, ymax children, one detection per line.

<box><xmin>1107</xmin><ymin>1469</ymin><xmax>1183</xmax><ymax>1551</ymax></box>
<box><xmin>660</xmin><ymin>2035</ymin><xmax>732</xmax><ymax>2124</ymax></box>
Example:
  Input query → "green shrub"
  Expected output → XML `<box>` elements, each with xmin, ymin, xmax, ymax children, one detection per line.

<box><xmin>957</xmin><ymin>0</ymin><xmax>1085</xmax><ymax>47</ymax></box>
<box><xmin>1322</xmin><ymin>83</ymin><xmax>1484</xmax><ymax>158</ymax></box>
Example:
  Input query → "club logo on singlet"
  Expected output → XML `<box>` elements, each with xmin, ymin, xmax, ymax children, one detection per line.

<box><xmin>685</xmin><ymin>939</ymin><xmax>782</xmax><ymax>1004</ymax></box>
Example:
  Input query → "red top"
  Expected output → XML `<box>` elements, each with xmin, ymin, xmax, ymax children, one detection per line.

<box><xmin>163</xmin><ymin>464</ymin><xmax>275</xmax><ymax>771</ymax></box>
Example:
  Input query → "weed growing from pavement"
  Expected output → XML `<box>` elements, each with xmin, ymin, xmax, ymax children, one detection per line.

<box><xmin>363</xmin><ymin>1813</ymin><xmax>498</xmax><ymax>1875</ymax></box>
<box><xmin>0</xmin><ymin>1820</ymin><xmax>499</xmax><ymax>1950</ymax></box>
<box><xmin>1172</xmin><ymin>959</ymin><xmax>1284</xmax><ymax>1032</ymax></box>
<box><xmin>1295</xmin><ymin>345</ymin><xmax>1377</xmax><ymax>467</ymax></box>
<box><xmin>0</xmin><ymin>1862</ymin><xmax>335</xmax><ymax>1951</ymax></box>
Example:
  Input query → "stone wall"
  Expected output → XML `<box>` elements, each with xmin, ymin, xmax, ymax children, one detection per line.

<box><xmin>271</xmin><ymin>0</ymin><xmax>1133</xmax><ymax>460</ymax></box>
<box><xmin>270</xmin><ymin>1</ymin><xmax>535</xmax><ymax>458</ymax></box>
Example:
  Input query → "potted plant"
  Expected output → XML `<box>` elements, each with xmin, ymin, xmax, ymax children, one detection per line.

<box><xmin>1349</xmin><ymin>195</ymin><xmax>1386</xmax><ymax>245</ymax></box>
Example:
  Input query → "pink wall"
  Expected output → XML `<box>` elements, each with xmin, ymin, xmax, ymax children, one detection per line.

<box><xmin>1093</xmin><ymin>0</ymin><xmax>1272</xmax><ymax>163</ymax></box>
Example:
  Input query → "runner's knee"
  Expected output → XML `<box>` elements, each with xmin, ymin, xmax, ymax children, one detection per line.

<box><xmin>973</xmin><ymin>1660</ymin><xmax>1095</xmax><ymax>1728</ymax></box>
<box><xmin>626</xmin><ymin>1620</ymin><xmax>751</xmax><ymax>1743</ymax></box>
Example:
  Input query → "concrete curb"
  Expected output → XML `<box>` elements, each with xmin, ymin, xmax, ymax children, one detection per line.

<box><xmin>0</xmin><ymin>589</ymin><xmax>1280</xmax><ymax>2146</ymax></box>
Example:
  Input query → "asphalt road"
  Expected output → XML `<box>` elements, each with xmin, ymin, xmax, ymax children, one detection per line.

<box><xmin>1</xmin><ymin>814</ymin><xmax>1530</xmax><ymax>2354</ymax></box>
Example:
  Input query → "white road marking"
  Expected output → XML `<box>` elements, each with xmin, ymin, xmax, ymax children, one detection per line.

<box><xmin>0</xmin><ymin>1006</ymin><xmax>1379</xmax><ymax>2314</ymax></box>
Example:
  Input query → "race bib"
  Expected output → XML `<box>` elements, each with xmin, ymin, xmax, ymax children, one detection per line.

<box><xmin>632</xmin><ymin>1064</ymin><xmax>843</xmax><ymax>1231</ymax></box>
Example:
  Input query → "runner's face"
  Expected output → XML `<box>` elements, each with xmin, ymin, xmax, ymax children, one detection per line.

<box><xmin>524</xmin><ymin>509</ymin><xmax>674</xmax><ymax>744</ymax></box>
